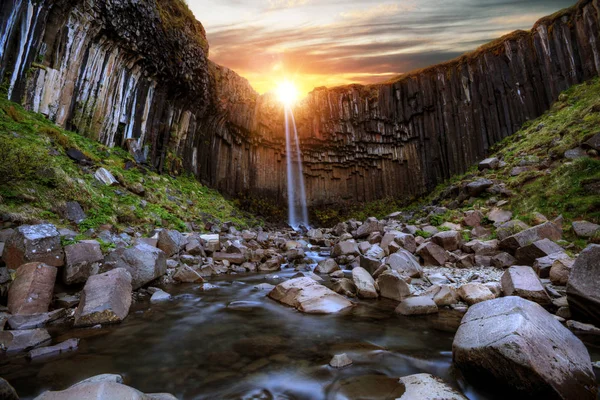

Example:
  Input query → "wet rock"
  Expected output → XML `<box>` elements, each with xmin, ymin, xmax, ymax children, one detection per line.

<box><xmin>0</xmin><ymin>328</ymin><xmax>50</xmax><ymax>353</ymax></box>
<box><xmin>8</xmin><ymin>262</ymin><xmax>57</xmax><ymax>315</ymax></box>
<box><xmin>8</xmin><ymin>309</ymin><xmax>65</xmax><ymax>330</ymax></box>
<box><xmin>331</xmin><ymin>278</ymin><xmax>357</xmax><ymax>297</ymax></box>
<box><xmin>330</xmin><ymin>374</ymin><xmax>405</xmax><ymax>399</ymax></box>
<box><xmin>104</xmin><ymin>243</ymin><xmax>167</xmax><ymax>289</ymax></box>
<box><xmin>359</xmin><ymin>245</ymin><xmax>385</xmax><ymax>274</ymax></box>
<box><xmin>74</xmin><ymin>268</ymin><xmax>132</xmax><ymax>327</ymax></box>
<box><xmin>352</xmin><ymin>267</ymin><xmax>378</xmax><ymax>299</ymax></box>
<box><xmin>550</xmin><ymin>258</ymin><xmax>574</xmax><ymax>286</ymax></box>
<box><xmin>157</xmin><ymin>229</ymin><xmax>185</xmax><ymax>257</ymax></box>
<box><xmin>387</xmin><ymin>249</ymin><xmax>422</xmax><ymax>277</ymax></box>
<box><xmin>431</xmin><ymin>231</ymin><xmax>462</xmax><ymax>251</ymax></box>
<box><xmin>29</xmin><ymin>338</ymin><xmax>79</xmax><ymax>359</ymax></box>
<box><xmin>173</xmin><ymin>266</ymin><xmax>204</xmax><ymax>283</ymax></box>
<box><xmin>271</xmin><ymin>277</ymin><xmax>354</xmax><ymax>315</ymax></box>
<box><xmin>453</xmin><ymin>296</ymin><xmax>596</xmax><ymax>399</ymax></box>
<box><xmin>500</xmin><ymin>222</ymin><xmax>562</xmax><ymax>253</ymax></box>
<box><xmin>185</xmin><ymin>239</ymin><xmax>206</xmax><ymax>257</ymax></box>
<box><xmin>0</xmin><ymin>378</ymin><xmax>18</xmax><ymax>400</ymax></box>
<box><xmin>502</xmin><ymin>266</ymin><xmax>551</xmax><ymax>306</ymax></box>
<box><xmin>466</xmin><ymin>179</ymin><xmax>493</xmax><ymax>197</ymax></box>
<box><xmin>572</xmin><ymin>221</ymin><xmax>600</xmax><ymax>238</ymax></box>
<box><xmin>398</xmin><ymin>373</ymin><xmax>467</xmax><ymax>400</ymax></box>
<box><xmin>3</xmin><ymin>224</ymin><xmax>64</xmax><ymax>269</ymax></box>
<box><xmin>150</xmin><ymin>290</ymin><xmax>171</xmax><ymax>302</ymax></box>
<box><xmin>376</xmin><ymin>270</ymin><xmax>411</xmax><ymax>302</ymax></box>
<box><xmin>63</xmin><ymin>240</ymin><xmax>103</xmax><ymax>285</ymax></box>
<box><xmin>93</xmin><ymin>168</ymin><xmax>118</xmax><ymax>186</ymax></box>
<box><xmin>315</xmin><ymin>258</ymin><xmax>340</xmax><ymax>274</ymax></box>
<box><xmin>491</xmin><ymin>252</ymin><xmax>516</xmax><ymax>269</ymax></box>
<box><xmin>515</xmin><ymin>238</ymin><xmax>564</xmax><ymax>265</ymax></box>
<box><xmin>457</xmin><ymin>283</ymin><xmax>495</xmax><ymax>306</ymax></box>
<box><xmin>567</xmin><ymin>245</ymin><xmax>600</xmax><ymax>325</ymax></box>
<box><xmin>395</xmin><ymin>296</ymin><xmax>438</xmax><ymax>315</ymax></box>
<box><xmin>329</xmin><ymin>353</ymin><xmax>353</xmax><ymax>368</ymax></box>
<box><xmin>258</xmin><ymin>257</ymin><xmax>282</xmax><ymax>272</ymax></box>
<box><xmin>332</xmin><ymin>240</ymin><xmax>360</xmax><ymax>258</ymax></box>
<box><xmin>416</xmin><ymin>242</ymin><xmax>448</xmax><ymax>266</ymax></box>
<box><xmin>533</xmin><ymin>252</ymin><xmax>572</xmax><ymax>279</ymax></box>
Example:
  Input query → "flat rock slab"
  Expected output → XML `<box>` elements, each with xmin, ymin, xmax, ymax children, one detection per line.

<box><xmin>0</xmin><ymin>329</ymin><xmax>51</xmax><ymax>353</ymax></box>
<box><xmin>515</xmin><ymin>238</ymin><xmax>563</xmax><ymax>265</ymax></box>
<box><xmin>395</xmin><ymin>296</ymin><xmax>438</xmax><ymax>316</ymax></box>
<box><xmin>329</xmin><ymin>353</ymin><xmax>353</xmax><ymax>368</ymax></box>
<box><xmin>398</xmin><ymin>373</ymin><xmax>467</xmax><ymax>400</ymax></box>
<box><xmin>74</xmin><ymin>268</ymin><xmax>132</xmax><ymax>327</ymax></box>
<box><xmin>572</xmin><ymin>221</ymin><xmax>600</xmax><ymax>238</ymax></box>
<box><xmin>453</xmin><ymin>296</ymin><xmax>596</xmax><ymax>399</ymax></box>
<box><xmin>3</xmin><ymin>224</ymin><xmax>64</xmax><ymax>269</ymax></box>
<box><xmin>8</xmin><ymin>309</ymin><xmax>65</xmax><ymax>330</ymax></box>
<box><xmin>34</xmin><ymin>380</ymin><xmax>177</xmax><ymax>400</ymax></box>
<box><xmin>567</xmin><ymin>245</ymin><xmax>600</xmax><ymax>325</ymax></box>
<box><xmin>29</xmin><ymin>338</ymin><xmax>79</xmax><ymax>359</ymax></box>
<box><xmin>500</xmin><ymin>222</ymin><xmax>562</xmax><ymax>253</ymax></box>
<box><xmin>268</xmin><ymin>277</ymin><xmax>353</xmax><ymax>314</ymax></box>
<box><xmin>8</xmin><ymin>262</ymin><xmax>57</xmax><ymax>315</ymax></box>
<box><xmin>502</xmin><ymin>266</ymin><xmax>551</xmax><ymax>306</ymax></box>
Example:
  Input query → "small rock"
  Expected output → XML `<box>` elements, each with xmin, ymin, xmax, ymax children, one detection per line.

<box><xmin>395</xmin><ymin>296</ymin><xmax>438</xmax><ymax>316</ymax></box>
<box><xmin>94</xmin><ymin>168</ymin><xmax>118</xmax><ymax>186</ymax></box>
<box><xmin>329</xmin><ymin>353</ymin><xmax>353</xmax><ymax>368</ymax></box>
<box><xmin>398</xmin><ymin>373</ymin><xmax>467</xmax><ymax>400</ymax></box>
<box><xmin>376</xmin><ymin>270</ymin><xmax>411</xmax><ymax>302</ymax></box>
<box><xmin>63</xmin><ymin>240</ymin><xmax>103</xmax><ymax>285</ymax></box>
<box><xmin>150</xmin><ymin>290</ymin><xmax>171</xmax><ymax>302</ymax></box>
<box><xmin>457</xmin><ymin>283</ymin><xmax>495</xmax><ymax>306</ymax></box>
<box><xmin>315</xmin><ymin>258</ymin><xmax>340</xmax><ymax>274</ymax></box>
<box><xmin>572</xmin><ymin>221</ymin><xmax>600</xmax><ymax>238</ymax></box>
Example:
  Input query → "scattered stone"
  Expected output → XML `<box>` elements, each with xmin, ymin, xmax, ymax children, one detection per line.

<box><xmin>416</xmin><ymin>242</ymin><xmax>448</xmax><ymax>266</ymax></box>
<box><xmin>355</xmin><ymin>218</ymin><xmax>384</xmax><ymax>239</ymax></box>
<box><xmin>457</xmin><ymin>283</ymin><xmax>495</xmax><ymax>306</ymax></box>
<box><xmin>173</xmin><ymin>266</ymin><xmax>204</xmax><ymax>283</ymax></box>
<box><xmin>332</xmin><ymin>240</ymin><xmax>360</xmax><ymax>257</ymax></box>
<box><xmin>496</xmin><ymin>220</ymin><xmax>530</xmax><ymax>241</ymax></box>
<box><xmin>387</xmin><ymin>249</ymin><xmax>422</xmax><ymax>277</ymax></box>
<box><xmin>0</xmin><ymin>378</ymin><xmax>18</xmax><ymax>400</ymax></box>
<box><xmin>567</xmin><ymin>320</ymin><xmax>600</xmax><ymax>336</ymax></box>
<box><xmin>55</xmin><ymin>293</ymin><xmax>79</xmax><ymax>308</ymax></box>
<box><xmin>395</xmin><ymin>296</ymin><xmax>438</xmax><ymax>316</ymax></box>
<box><xmin>500</xmin><ymin>222</ymin><xmax>562</xmax><ymax>253</ymax></box>
<box><xmin>466</xmin><ymin>178</ymin><xmax>493</xmax><ymax>197</ymax></box>
<box><xmin>104</xmin><ymin>242</ymin><xmax>167</xmax><ymax>289</ymax></box>
<box><xmin>8</xmin><ymin>262</ymin><xmax>57</xmax><ymax>315</ymax></box>
<box><xmin>63</xmin><ymin>240</ymin><xmax>103</xmax><ymax>285</ymax></box>
<box><xmin>583</xmin><ymin>132</ymin><xmax>600</xmax><ymax>152</ymax></box>
<box><xmin>433</xmin><ymin>285</ymin><xmax>460</xmax><ymax>307</ymax></box>
<box><xmin>268</xmin><ymin>277</ymin><xmax>353</xmax><ymax>314</ymax></box>
<box><xmin>29</xmin><ymin>338</ymin><xmax>79</xmax><ymax>359</ymax></box>
<box><xmin>567</xmin><ymin>245</ymin><xmax>600</xmax><ymax>325</ymax></box>
<box><xmin>74</xmin><ymin>268</ymin><xmax>132</xmax><ymax>327</ymax></box>
<box><xmin>398</xmin><ymin>373</ymin><xmax>467</xmax><ymax>400</ymax></box>
<box><xmin>453</xmin><ymin>296</ymin><xmax>596</xmax><ymax>399</ymax></box>
<box><xmin>501</xmin><ymin>266</ymin><xmax>551</xmax><ymax>305</ymax></box>
<box><xmin>572</xmin><ymin>221</ymin><xmax>600</xmax><ymax>238</ymax></box>
<box><xmin>463</xmin><ymin>210</ymin><xmax>483</xmax><ymax>227</ymax></box>
<box><xmin>329</xmin><ymin>353</ymin><xmax>353</xmax><ymax>368</ymax></box>
<box><xmin>565</xmin><ymin>147</ymin><xmax>589</xmax><ymax>159</ymax></box>
<box><xmin>431</xmin><ymin>231</ymin><xmax>462</xmax><ymax>251</ymax></box>
<box><xmin>491</xmin><ymin>252</ymin><xmax>516</xmax><ymax>268</ymax></box>
<box><xmin>8</xmin><ymin>309</ymin><xmax>65</xmax><ymax>330</ymax></box>
<box><xmin>359</xmin><ymin>245</ymin><xmax>385</xmax><ymax>274</ymax></box>
<box><xmin>157</xmin><ymin>229</ymin><xmax>185</xmax><ymax>257</ymax></box>
<box><xmin>0</xmin><ymin>328</ymin><xmax>50</xmax><ymax>353</ymax></box>
<box><xmin>532</xmin><ymin>252</ymin><xmax>571</xmax><ymax>279</ymax></box>
<box><xmin>315</xmin><ymin>258</ymin><xmax>340</xmax><ymax>274</ymax></box>
<box><xmin>478</xmin><ymin>157</ymin><xmax>500</xmax><ymax>171</ymax></box>
<box><xmin>550</xmin><ymin>258</ymin><xmax>574</xmax><ymax>286</ymax></box>
<box><xmin>213</xmin><ymin>252</ymin><xmax>246</xmax><ymax>265</ymax></box>
<box><xmin>376</xmin><ymin>271</ymin><xmax>411</xmax><ymax>302</ymax></box>
<box><xmin>3</xmin><ymin>224</ymin><xmax>64</xmax><ymax>269</ymax></box>
<box><xmin>150</xmin><ymin>290</ymin><xmax>171</xmax><ymax>302</ymax></box>
<box><xmin>63</xmin><ymin>201</ymin><xmax>86</xmax><ymax>224</ymax></box>
<box><xmin>515</xmin><ymin>238</ymin><xmax>564</xmax><ymax>265</ymax></box>
<box><xmin>94</xmin><ymin>167</ymin><xmax>118</xmax><ymax>186</ymax></box>
<box><xmin>488</xmin><ymin>208</ymin><xmax>513</xmax><ymax>224</ymax></box>
<box><xmin>331</xmin><ymin>278</ymin><xmax>357</xmax><ymax>297</ymax></box>
<box><xmin>352</xmin><ymin>267</ymin><xmax>378</xmax><ymax>299</ymax></box>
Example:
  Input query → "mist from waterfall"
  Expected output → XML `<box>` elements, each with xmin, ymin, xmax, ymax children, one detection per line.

<box><xmin>284</xmin><ymin>106</ymin><xmax>309</xmax><ymax>229</ymax></box>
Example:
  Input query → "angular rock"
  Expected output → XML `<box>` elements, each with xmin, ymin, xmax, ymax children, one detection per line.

<box><xmin>332</xmin><ymin>240</ymin><xmax>359</xmax><ymax>258</ymax></box>
<box><xmin>29</xmin><ymin>338</ymin><xmax>79</xmax><ymax>359</ymax></box>
<box><xmin>398</xmin><ymin>373</ymin><xmax>467</xmax><ymax>400</ymax></box>
<box><xmin>0</xmin><ymin>378</ymin><xmax>18</xmax><ymax>400</ymax></box>
<box><xmin>359</xmin><ymin>244</ymin><xmax>385</xmax><ymax>274</ymax></box>
<box><xmin>104</xmin><ymin>243</ymin><xmax>167</xmax><ymax>289</ymax></box>
<box><xmin>352</xmin><ymin>267</ymin><xmax>378</xmax><ymax>299</ymax></box>
<box><xmin>416</xmin><ymin>242</ymin><xmax>448</xmax><ymax>266</ymax></box>
<box><xmin>3</xmin><ymin>224</ymin><xmax>64</xmax><ymax>269</ymax></box>
<box><xmin>583</xmin><ymin>132</ymin><xmax>600</xmax><ymax>152</ymax></box>
<box><xmin>0</xmin><ymin>328</ymin><xmax>51</xmax><ymax>353</ymax></box>
<box><xmin>500</xmin><ymin>222</ymin><xmax>562</xmax><ymax>253</ymax></box>
<box><xmin>550</xmin><ymin>258</ymin><xmax>574</xmax><ymax>286</ymax></box>
<box><xmin>74</xmin><ymin>268</ymin><xmax>132</xmax><ymax>327</ymax></box>
<box><xmin>457</xmin><ymin>283</ymin><xmax>495</xmax><ymax>306</ymax></box>
<box><xmin>150</xmin><ymin>289</ymin><xmax>171</xmax><ymax>302</ymax></box>
<box><xmin>330</xmin><ymin>353</ymin><xmax>353</xmax><ymax>368</ymax></box>
<box><xmin>515</xmin><ymin>238</ymin><xmax>563</xmax><ymax>265</ymax></box>
<box><xmin>395</xmin><ymin>296</ymin><xmax>438</xmax><ymax>316</ymax></box>
<box><xmin>496</xmin><ymin>220</ymin><xmax>530</xmax><ymax>241</ymax></box>
<box><xmin>533</xmin><ymin>252</ymin><xmax>572</xmax><ymax>279</ymax></box>
<box><xmin>491</xmin><ymin>252</ymin><xmax>516</xmax><ymax>269</ymax></box>
<box><xmin>258</xmin><ymin>257</ymin><xmax>282</xmax><ymax>272</ymax></box>
<box><xmin>376</xmin><ymin>270</ymin><xmax>411</xmax><ymax>302</ymax></box>
<box><xmin>431</xmin><ymin>230</ymin><xmax>462</xmax><ymax>251</ymax></box>
<box><xmin>157</xmin><ymin>229</ymin><xmax>185</xmax><ymax>257</ymax></box>
<box><xmin>315</xmin><ymin>258</ymin><xmax>340</xmax><ymax>274</ymax></box>
<box><xmin>8</xmin><ymin>309</ymin><xmax>65</xmax><ymax>330</ymax></box>
<box><xmin>453</xmin><ymin>296</ymin><xmax>597</xmax><ymax>399</ymax></box>
<box><xmin>213</xmin><ymin>252</ymin><xmax>246</xmax><ymax>265</ymax></box>
<box><xmin>173</xmin><ymin>266</ymin><xmax>204</xmax><ymax>283</ymax></box>
<box><xmin>34</xmin><ymin>378</ymin><xmax>177</xmax><ymax>400</ymax></box>
<box><xmin>466</xmin><ymin>178</ymin><xmax>493</xmax><ymax>197</ymax></box>
<box><xmin>567</xmin><ymin>245</ymin><xmax>600</xmax><ymax>325</ymax></box>
<box><xmin>572</xmin><ymin>221</ymin><xmax>600</xmax><ymax>238</ymax></box>
<box><xmin>268</xmin><ymin>277</ymin><xmax>353</xmax><ymax>314</ymax></box>
<box><xmin>479</xmin><ymin>157</ymin><xmax>500</xmax><ymax>171</ymax></box>
<box><xmin>502</xmin><ymin>266</ymin><xmax>551</xmax><ymax>306</ymax></box>
<box><xmin>63</xmin><ymin>240</ymin><xmax>103</xmax><ymax>285</ymax></box>
<box><xmin>463</xmin><ymin>210</ymin><xmax>483</xmax><ymax>227</ymax></box>
<box><xmin>94</xmin><ymin>167</ymin><xmax>118</xmax><ymax>186</ymax></box>
<box><xmin>331</xmin><ymin>278</ymin><xmax>357</xmax><ymax>297</ymax></box>
<box><xmin>387</xmin><ymin>249</ymin><xmax>422</xmax><ymax>278</ymax></box>
<box><xmin>355</xmin><ymin>218</ymin><xmax>384</xmax><ymax>239</ymax></box>
<box><xmin>488</xmin><ymin>208</ymin><xmax>513</xmax><ymax>224</ymax></box>
<box><xmin>8</xmin><ymin>262</ymin><xmax>57</xmax><ymax>315</ymax></box>
<box><xmin>433</xmin><ymin>285</ymin><xmax>460</xmax><ymax>307</ymax></box>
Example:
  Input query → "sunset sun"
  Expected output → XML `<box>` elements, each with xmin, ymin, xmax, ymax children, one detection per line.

<box><xmin>276</xmin><ymin>80</ymin><xmax>299</xmax><ymax>107</ymax></box>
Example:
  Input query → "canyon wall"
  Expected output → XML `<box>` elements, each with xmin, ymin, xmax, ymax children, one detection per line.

<box><xmin>1</xmin><ymin>0</ymin><xmax>600</xmax><ymax>209</ymax></box>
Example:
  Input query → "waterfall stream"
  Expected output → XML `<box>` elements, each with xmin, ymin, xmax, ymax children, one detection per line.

<box><xmin>284</xmin><ymin>106</ymin><xmax>309</xmax><ymax>229</ymax></box>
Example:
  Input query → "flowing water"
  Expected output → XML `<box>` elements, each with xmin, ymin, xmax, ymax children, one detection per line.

<box><xmin>2</xmin><ymin>252</ymin><xmax>600</xmax><ymax>399</ymax></box>
<box><xmin>284</xmin><ymin>106</ymin><xmax>309</xmax><ymax>229</ymax></box>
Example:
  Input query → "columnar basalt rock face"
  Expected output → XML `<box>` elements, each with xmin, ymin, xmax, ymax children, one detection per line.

<box><xmin>1</xmin><ymin>0</ymin><xmax>600</xmax><ymax>208</ymax></box>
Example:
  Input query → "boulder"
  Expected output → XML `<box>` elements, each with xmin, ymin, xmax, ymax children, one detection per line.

<box><xmin>416</xmin><ymin>242</ymin><xmax>448</xmax><ymax>266</ymax></box>
<box><xmin>376</xmin><ymin>271</ymin><xmax>411</xmax><ymax>302</ymax></box>
<box><xmin>478</xmin><ymin>157</ymin><xmax>500</xmax><ymax>171</ymax></box>
<box><xmin>8</xmin><ymin>262</ymin><xmax>57</xmax><ymax>315</ymax></box>
<box><xmin>583</xmin><ymin>132</ymin><xmax>600</xmax><ymax>151</ymax></box>
<box><xmin>500</xmin><ymin>222</ymin><xmax>562</xmax><ymax>253</ymax></box>
<box><xmin>501</xmin><ymin>266</ymin><xmax>551</xmax><ymax>305</ymax></box>
<box><xmin>491</xmin><ymin>252</ymin><xmax>516</xmax><ymax>269</ymax></box>
<box><xmin>63</xmin><ymin>240</ymin><xmax>103</xmax><ymax>285</ymax></box>
<box><xmin>431</xmin><ymin>231</ymin><xmax>462</xmax><ymax>251</ymax></box>
<box><xmin>515</xmin><ymin>238</ymin><xmax>563</xmax><ymax>265</ymax></box>
<box><xmin>29</xmin><ymin>338</ymin><xmax>79</xmax><ymax>359</ymax></box>
<box><xmin>463</xmin><ymin>210</ymin><xmax>483</xmax><ymax>227</ymax></box>
<box><xmin>352</xmin><ymin>267</ymin><xmax>378</xmax><ymax>299</ymax></box>
<box><xmin>567</xmin><ymin>245</ymin><xmax>600</xmax><ymax>325</ymax></box>
<box><xmin>34</xmin><ymin>377</ymin><xmax>177</xmax><ymax>400</ymax></box>
<box><xmin>387</xmin><ymin>249</ymin><xmax>422</xmax><ymax>277</ymax></box>
<box><xmin>453</xmin><ymin>296</ymin><xmax>597</xmax><ymax>399</ymax></box>
<box><xmin>157</xmin><ymin>229</ymin><xmax>185</xmax><ymax>257</ymax></box>
<box><xmin>488</xmin><ymin>208</ymin><xmax>513</xmax><ymax>224</ymax></box>
<box><xmin>258</xmin><ymin>257</ymin><xmax>282</xmax><ymax>272</ymax></box>
<box><xmin>104</xmin><ymin>243</ymin><xmax>167</xmax><ymax>289</ymax></box>
<box><xmin>315</xmin><ymin>259</ymin><xmax>340</xmax><ymax>274</ymax></box>
<box><xmin>466</xmin><ymin>178</ymin><xmax>493</xmax><ymax>197</ymax></box>
<box><xmin>496</xmin><ymin>220</ymin><xmax>530</xmax><ymax>241</ymax></box>
<box><xmin>457</xmin><ymin>283</ymin><xmax>495</xmax><ymax>306</ymax></box>
<box><xmin>532</xmin><ymin>252</ymin><xmax>572</xmax><ymax>279</ymax></box>
<box><xmin>359</xmin><ymin>244</ymin><xmax>385</xmax><ymax>274</ymax></box>
<box><xmin>0</xmin><ymin>328</ymin><xmax>51</xmax><ymax>353</ymax></box>
<box><xmin>63</xmin><ymin>201</ymin><xmax>86</xmax><ymax>224</ymax></box>
<box><xmin>395</xmin><ymin>296</ymin><xmax>438</xmax><ymax>316</ymax></box>
<box><xmin>213</xmin><ymin>252</ymin><xmax>246</xmax><ymax>265</ymax></box>
<box><xmin>550</xmin><ymin>258</ymin><xmax>574</xmax><ymax>286</ymax></box>
<box><xmin>355</xmin><ymin>218</ymin><xmax>384</xmax><ymax>239</ymax></box>
<box><xmin>330</xmin><ymin>353</ymin><xmax>353</xmax><ymax>368</ymax></box>
<box><xmin>380</xmin><ymin>231</ymin><xmax>417</xmax><ymax>254</ymax></box>
<box><xmin>332</xmin><ymin>240</ymin><xmax>359</xmax><ymax>257</ymax></box>
<box><xmin>331</xmin><ymin>278</ymin><xmax>357</xmax><ymax>297</ymax></box>
<box><xmin>0</xmin><ymin>378</ymin><xmax>18</xmax><ymax>400</ymax></box>
<box><xmin>94</xmin><ymin>167</ymin><xmax>118</xmax><ymax>185</ymax></box>
<box><xmin>74</xmin><ymin>268</ymin><xmax>132</xmax><ymax>327</ymax></box>
<box><xmin>572</xmin><ymin>221</ymin><xmax>600</xmax><ymax>238</ymax></box>
<box><xmin>8</xmin><ymin>309</ymin><xmax>65</xmax><ymax>330</ymax></box>
<box><xmin>173</xmin><ymin>266</ymin><xmax>204</xmax><ymax>283</ymax></box>
<box><xmin>433</xmin><ymin>285</ymin><xmax>460</xmax><ymax>307</ymax></box>
<box><xmin>398</xmin><ymin>373</ymin><xmax>467</xmax><ymax>400</ymax></box>
<box><xmin>3</xmin><ymin>224</ymin><xmax>64</xmax><ymax>269</ymax></box>
<box><xmin>268</xmin><ymin>277</ymin><xmax>353</xmax><ymax>314</ymax></box>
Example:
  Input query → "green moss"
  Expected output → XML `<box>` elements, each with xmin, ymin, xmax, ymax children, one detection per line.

<box><xmin>415</xmin><ymin>230</ymin><xmax>433</xmax><ymax>239</ymax></box>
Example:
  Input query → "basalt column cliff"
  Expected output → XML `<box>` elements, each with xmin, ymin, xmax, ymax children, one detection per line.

<box><xmin>1</xmin><ymin>0</ymin><xmax>600</xmax><ymax>208</ymax></box>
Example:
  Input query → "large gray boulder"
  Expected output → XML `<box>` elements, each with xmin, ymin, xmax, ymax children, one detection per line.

<box><xmin>3</xmin><ymin>224</ymin><xmax>64</xmax><ymax>269</ymax></box>
<box><xmin>104</xmin><ymin>243</ymin><xmax>167</xmax><ymax>289</ymax></box>
<box><xmin>74</xmin><ymin>268</ymin><xmax>132</xmax><ymax>327</ymax></box>
<box><xmin>376</xmin><ymin>270</ymin><xmax>411</xmax><ymax>302</ymax></box>
<box><xmin>453</xmin><ymin>296</ymin><xmax>597</xmax><ymax>399</ymax></box>
<box><xmin>268</xmin><ymin>277</ymin><xmax>353</xmax><ymax>314</ymax></box>
<box><xmin>431</xmin><ymin>231</ymin><xmax>462</xmax><ymax>251</ymax></box>
<box><xmin>352</xmin><ymin>267</ymin><xmax>378</xmax><ymax>299</ymax></box>
<box><xmin>416</xmin><ymin>242</ymin><xmax>448</xmax><ymax>266</ymax></box>
<box><xmin>515</xmin><ymin>238</ymin><xmax>563</xmax><ymax>265</ymax></box>
<box><xmin>567</xmin><ymin>245</ymin><xmax>600</xmax><ymax>325</ymax></box>
<box><xmin>387</xmin><ymin>249</ymin><xmax>422</xmax><ymax>278</ymax></box>
<box><xmin>501</xmin><ymin>266</ymin><xmax>551</xmax><ymax>306</ymax></box>
<box><xmin>355</xmin><ymin>218</ymin><xmax>384</xmax><ymax>239</ymax></box>
<box><xmin>500</xmin><ymin>222</ymin><xmax>562</xmax><ymax>253</ymax></box>
<box><xmin>8</xmin><ymin>262</ymin><xmax>57</xmax><ymax>315</ymax></box>
<box><xmin>157</xmin><ymin>229</ymin><xmax>186</xmax><ymax>257</ymax></box>
<box><xmin>63</xmin><ymin>240</ymin><xmax>103</xmax><ymax>285</ymax></box>
<box><xmin>331</xmin><ymin>240</ymin><xmax>360</xmax><ymax>258</ymax></box>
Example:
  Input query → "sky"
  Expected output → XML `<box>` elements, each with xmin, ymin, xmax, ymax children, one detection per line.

<box><xmin>187</xmin><ymin>0</ymin><xmax>575</xmax><ymax>97</ymax></box>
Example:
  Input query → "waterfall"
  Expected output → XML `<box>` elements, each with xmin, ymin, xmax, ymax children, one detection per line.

<box><xmin>8</xmin><ymin>0</ymin><xmax>41</xmax><ymax>100</ymax></box>
<box><xmin>0</xmin><ymin>0</ymin><xmax>23</xmax><ymax>62</ymax></box>
<box><xmin>284</xmin><ymin>106</ymin><xmax>309</xmax><ymax>229</ymax></box>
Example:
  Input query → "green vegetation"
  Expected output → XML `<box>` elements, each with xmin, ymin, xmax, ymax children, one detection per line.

<box><xmin>155</xmin><ymin>0</ymin><xmax>208</xmax><ymax>54</ymax></box>
<box><xmin>0</xmin><ymin>95</ymin><xmax>261</xmax><ymax>232</ymax></box>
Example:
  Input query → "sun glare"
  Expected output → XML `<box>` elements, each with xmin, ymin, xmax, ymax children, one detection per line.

<box><xmin>276</xmin><ymin>80</ymin><xmax>299</xmax><ymax>107</ymax></box>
